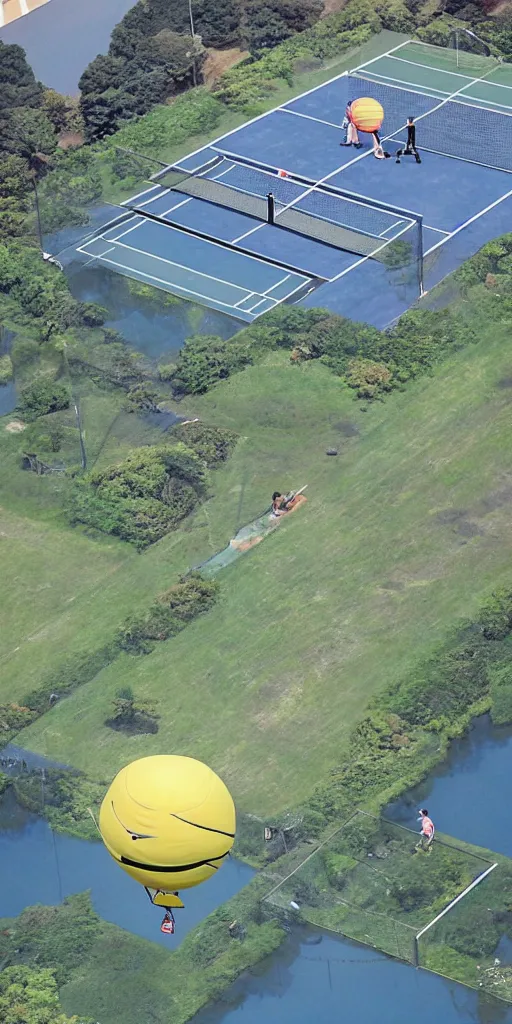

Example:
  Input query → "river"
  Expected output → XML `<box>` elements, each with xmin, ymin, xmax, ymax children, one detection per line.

<box><xmin>0</xmin><ymin>0</ymin><xmax>136</xmax><ymax>95</ymax></box>
<box><xmin>1</xmin><ymin>718</ymin><xmax>511</xmax><ymax>1019</ymax></box>
<box><xmin>0</xmin><ymin>791</ymin><xmax>254</xmax><ymax>951</ymax></box>
<box><xmin>193</xmin><ymin>716</ymin><xmax>512</xmax><ymax>1024</ymax></box>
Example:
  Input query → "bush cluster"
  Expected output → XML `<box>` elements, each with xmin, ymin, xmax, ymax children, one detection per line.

<box><xmin>118</xmin><ymin>572</ymin><xmax>219</xmax><ymax>653</ymax></box>
<box><xmin>67</xmin><ymin>442</ymin><xmax>207</xmax><ymax>547</ymax></box>
<box><xmin>169</xmin><ymin>297</ymin><xmax>477</xmax><ymax>400</ymax></box>
<box><xmin>170</xmin><ymin>421</ymin><xmax>239</xmax><ymax>466</ymax></box>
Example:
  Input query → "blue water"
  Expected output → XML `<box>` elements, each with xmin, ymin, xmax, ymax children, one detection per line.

<box><xmin>0</xmin><ymin>789</ymin><xmax>253</xmax><ymax>949</ymax></box>
<box><xmin>193</xmin><ymin>718</ymin><xmax>512</xmax><ymax>1024</ymax></box>
<box><xmin>195</xmin><ymin>930</ymin><xmax>506</xmax><ymax>1024</ymax></box>
<box><xmin>0</xmin><ymin>380</ymin><xmax>16</xmax><ymax>417</ymax></box>
<box><xmin>387</xmin><ymin>717</ymin><xmax>512</xmax><ymax>857</ymax></box>
<box><xmin>1</xmin><ymin>724</ymin><xmax>511</xmax><ymax>1020</ymax></box>
<box><xmin>0</xmin><ymin>0</ymin><xmax>136</xmax><ymax>95</ymax></box>
<box><xmin>66</xmin><ymin>263</ymin><xmax>240</xmax><ymax>362</ymax></box>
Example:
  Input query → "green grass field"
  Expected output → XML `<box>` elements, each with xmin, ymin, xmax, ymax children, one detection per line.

<box><xmin>6</xmin><ymin>303</ymin><xmax>512</xmax><ymax>813</ymax></box>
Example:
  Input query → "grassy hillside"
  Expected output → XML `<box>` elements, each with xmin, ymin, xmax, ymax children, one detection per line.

<box><xmin>11</xmin><ymin>305</ymin><xmax>512</xmax><ymax>813</ymax></box>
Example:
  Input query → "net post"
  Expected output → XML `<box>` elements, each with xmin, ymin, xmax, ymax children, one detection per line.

<box><xmin>414</xmin><ymin>861</ymin><xmax>498</xmax><ymax>970</ymax></box>
<box><xmin>413</xmin><ymin>935</ymin><xmax>419</xmax><ymax>968</ymax></box>
<box><xmin>267</xmin><ymin>192</ymin><xmax>275</xmax><ymax>225</ymax></box>
<box><xmin>417</xmin><ymin>214</ymin><xmax>424</xmax><ymax>296</ymax></box>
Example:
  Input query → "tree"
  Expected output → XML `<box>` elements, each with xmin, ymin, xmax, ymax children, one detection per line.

<box><xmin>109</xmin><ymin>0</ymin><xmax>192</xmax><ymax>59</ymax></box>
<box><xmin>78</xmin><ymin>53</ymin><xmax>127</xmax><ymax>96</ymax></box>
<box><xmin>79</xmin><ymin>87</ymin><xmax>138</xmax><ymax>141</ymax></box>
<box><xmin>18</xmin><ymin>376</ymin><xmax>70</xmax><ymax>421</ymax></box>
<box><xmin>0</xmin><ymin>40</ymin><xmax>43</xmax><ymax>112</ymax></box>
<box><xmin>243</xmin><ymin>0</ymin><xmax>323</xmax><ymax>52</ymax></box>
<box><xmin>42</xmin><ymin>89</ymin><xmax>83</xmax><ymax>136</ymax></box>
<box><xmin>194</xmin><ymin>0</ymin><xmax>242</xmax><ymax>47</ymax></box>
<box><xmin>133</xmin><ymin>29</ymin><xmax>205</xmax><ymax>84</ymax></box>
<box><xmin>0</xmin><ymin>242</ymin><xmax>23</xmax><ymax>290</ymax></box>
<box><xmin>2</xmin><ymin>106</ymin><xmax>57</xmax><ymax>159</ymax></box>
<box><xmin>0</xmin><ymin>964</ymin><xmax>88</xmax><ymax>1024</ymax></box>
<box><xmin>0</xmin><ymin>153</ymin><xmax>31</xmax><ymax>203</ymax></box>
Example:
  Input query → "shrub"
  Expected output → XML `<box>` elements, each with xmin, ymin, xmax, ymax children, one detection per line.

<box><xmin>118</xmin><ymin>572</ymin><xmax>219</xmax><ymax>653</ymax></box>
<box><xmin>0</xmin><ymin>353</ymin><xmax>13</xmax><ymax>383</ymax></box>
<box><xmin>10</xmin><ymin>336</ymin><xmax>41</xmax><ymax>367</ymax></box>
<box><xmin>18</xmin><ymin>375</ymin><xmax>70</xmax><ymax>420</ymax></box>
<box><xmin>478</xmin><ymin>586</ymin><xmax>512</xmax><ymax>640</ymax></box>
<box><xmin>489</xmin><ymin>661</ymin><xmax>512</xmax><ymax>725</ymax></box>
<box><xmin>374</xmin><ymin>0</ymin><xmax>415</xmax><ymax>31</ymax></box>
<box><xmin>68</xmin><ymin>443</ymin><xmax>207</xmax><ymax>546</ymax></box>
<box><xmin>170</xmin><ymin>334</ymin><xmax>255</xmax><ymax>395</ymax></box>
<box><xmin>170</xmin><ymin>421</ymin><xmax>238</xmax><ymax>466</ymax></box>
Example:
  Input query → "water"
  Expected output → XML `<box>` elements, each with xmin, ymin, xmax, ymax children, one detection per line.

<box><xmin>193</xmin><ymin>717</ymin><xmax>512</xmax><ymax>1024</ymax></box>
<box><xmin>195</xmin><ymin>930</ymin><xmax>510</xmax><ymax>1024</ymax></box>
<box><xmin>66</xmin><ymin>265</ymin><xmax>239</xmax><ymax>363</ymax></box>
<box><xmin>0</xmin><ymin>380</ymin><xmax>16</xmax><ymax>417</ymax></box>
<box><xmin>0</xmin><ymin>327</ymin><xmax>16</xmax><ymax>417</ymax></box>
<box><xmin>387</xmin><ymin>716</ymin><xmax>512</xmax><ymax>857</ymax></box>
<box><xmin>1</xmin><ymin>726</ymin><xmax>512</xmax><ymax>1020</ymax></box>
<box><xmin>0</xmin><ymin>0</ymin><xmax>137</xmax><ymax>95</ymax></box>
<box><xmin>0</xmin><ymin>787</ymin><xmax>254</xmax><ymax>950</ymax></box>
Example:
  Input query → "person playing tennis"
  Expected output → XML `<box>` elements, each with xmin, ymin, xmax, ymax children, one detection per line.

<box><xmin>416</xmin><ymin>808</ymin><xmax>435</xmax><ymax>851</ymax></box>
<box><xmin>396</xmin><ymin>117</ymin><xmax>421</xmax><ymax>164</ymax></box>
<box><xmin>341</xmin><ymin>101</ymin><xmax>362</xmax><ymax>148</ymax></box>
<box><xmin>372</xmin><ymin>130</ymin><xmax>391</xmax><ymax>160</ymax></box>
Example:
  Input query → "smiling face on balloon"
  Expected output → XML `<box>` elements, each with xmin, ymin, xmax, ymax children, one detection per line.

<box><xmin>98</xmin><ymin>755</ymin><xmax>236</xmax><ymax>893</ymax></box>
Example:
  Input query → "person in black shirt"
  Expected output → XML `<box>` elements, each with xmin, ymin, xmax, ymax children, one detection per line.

<box><xmin>396</xmin><ymin>117</ymin><xmax>421</xmax><ymax>164</ymax></box>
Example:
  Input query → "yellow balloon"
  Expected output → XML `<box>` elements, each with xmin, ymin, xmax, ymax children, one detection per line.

<box><xmin>99</xmin><ymin>755</ymin><xmax>236</xmax><ymax>900</ymax></box>
<box><xmin>351</xmin><ymin>97</ymin><xmax>384</xmax><ymax>134</ymax></box>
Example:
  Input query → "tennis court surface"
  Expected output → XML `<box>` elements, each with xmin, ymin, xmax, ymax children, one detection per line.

<box><xmin>66</xmin><ymin>37</ymin><xmax>512</xmax><ymax>326</ymax></box>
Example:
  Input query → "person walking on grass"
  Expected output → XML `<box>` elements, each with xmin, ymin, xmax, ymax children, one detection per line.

<box><xmin>416</xmin><ymin>808</ymin><xmax>435</xmax><ymax>851</ymax></box>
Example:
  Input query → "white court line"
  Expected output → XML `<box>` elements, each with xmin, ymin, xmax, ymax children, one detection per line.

<box><xmin>123</xmin><ymin>183</ymin><xmax>163</xmax><ymax>204</ymax></box>
<box><xmin>379</xmin><ymin>218</ymin><xmax>406</xmax><ymax>237</ymax></box>
<box><xmin>111</xmin><ymin>238</ymin><xmax>257</xmax><ymax>294</ymax></box>
<box><xmin>234</xmin><ymin>292</ymin><xmax>258</xmax><ymax>308</ymax></box>
<box><xmin>78</xmin><ymin>249</ymin><xmax>255</xmax><ymax>314</ymax></box>
<box><xmin>282</xmin><ymin>109</ymin><xmax>341</xmax><ymax>130</ymax></box>
<box><xmin>386</xmin><ymin>51</ymin><xmax>512</xmax><ymax>94</ymax></box>
<box><xmin>382</xmin><ymin>55</ymin><xmax>475</xmax><ymax>83</ymax></box>
<box><xmin>328</xmin><ymin>219</ymin><xmax>418</xmax><ymax>284</ymax></box>
<box><xmin>80</xmin><ymin>247</ymin><xmax>115</xmax><ymax>266</ymax></box>
<box><xmin>424</xmin><ymin>187</ymin><xmax>512</xmax><ymax>256</ymax></box>
<box><xmin>168</xmin><ymin>40</ymin><xmax>415</xmax><ymax>173</ymax></box>
<box><xmin>231</xmin><ymin>224</ymin><xmax>264</xmax><ymax>244</ymax></box>
<box><xmin>276</xmin><ymin>276</ymin><xmax>316</xmax><ymax>303</ymax></box>
<box><xmin>425</xmin><ymin>224</ymin><xmax>449</xmax><ymax>235</ymax></box>
<box><xmin>108</xmin><ymin>214</ymin><xmax>311</xmax><ymax>278</ymax></box>
<box><xmin>339</xmin><ymin>58</ymin><xmax>512</xmax><ymax>183</ymax></box>
<box><xmin>353</xmin><ymin>68</ymin><xmax>512</xmax><ymax>120</ymax></box>
<box><xmin>245</xmin><ymin>297</ymin><xmax>276</xmax><ymax>313</ymax></box>
<box><xmin>128</xmin><ymin>158</ymin><xmax>240</xmax><ymax>224</ymax></box>
<box><xmin>265</xmin><ymin>273</ymin><xmax>292</xmax><ymax>294</ymax></box>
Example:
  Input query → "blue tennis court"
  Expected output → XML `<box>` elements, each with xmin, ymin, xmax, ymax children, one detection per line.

<box><xmin>77</xmin><ymin>37</ymin><xmax>512</xmax><ymax>326</ymax></box>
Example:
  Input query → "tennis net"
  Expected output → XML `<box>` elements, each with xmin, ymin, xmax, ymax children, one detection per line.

<box><xmin>346</xmin><ymin>68</ymin><xmax>512</xmax><ymax>173</ymax></box>
<box><xmin>127</xmin><ymin>151</ymin><xmax>421</xmax><ymax>264</ymax></box>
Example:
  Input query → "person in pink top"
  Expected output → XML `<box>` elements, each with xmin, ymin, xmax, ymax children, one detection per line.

<box><xmin>416</xmin><ymin>808</ymin><xmax>435</xmax><ymax>851</ymax></box>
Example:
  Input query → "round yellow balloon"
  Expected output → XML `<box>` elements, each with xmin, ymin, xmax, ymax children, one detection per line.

<box><xmin>350</xmin><ymin>97</ymin><xmax>384</xmax><ymax>134</ymax></box>
<box><xmin>99</xmin><ymin>755</ymin><xmax>236</xmax><ymax>896</ymax></box>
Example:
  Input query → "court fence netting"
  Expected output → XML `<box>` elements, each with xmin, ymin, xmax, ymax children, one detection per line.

<box><xmin>261</xmin><ymin>810</ymin><xmax>512</xmax><ymax>1001</ymax></box>
<box><xmin>37</xmin><ymin>144</ymin><xmax>424</xmax><ymax>305</ymax></box>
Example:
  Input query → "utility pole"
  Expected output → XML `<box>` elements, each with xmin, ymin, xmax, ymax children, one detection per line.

<box><xmin>31</xmin><ymin>174</ymin><xmax>44</xmax><ymax>252</ymax></box>
<box><xmin>188</xmin><ymin>0</ymin><xmax>197</xmax><ymax>87</ymax></box>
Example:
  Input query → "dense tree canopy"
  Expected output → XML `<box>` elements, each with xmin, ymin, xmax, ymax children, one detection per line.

<box><xmin>0</xmin><ymin>964</ymin><xmax>88</xmax><ymax>1024</ymax></box>
<box><xmin>0</xmin><ymin>40</ymin><xmax>42</xmax><ymax>113</ymax></box>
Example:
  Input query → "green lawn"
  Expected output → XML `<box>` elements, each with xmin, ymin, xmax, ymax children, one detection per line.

<box><xmin>11</xmin><ymin>316</ymin><xmax>512</xmax><ymax>813</ymax></box>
